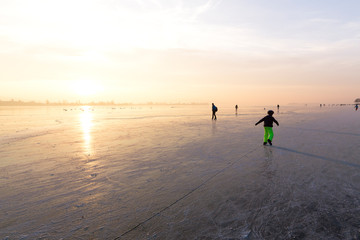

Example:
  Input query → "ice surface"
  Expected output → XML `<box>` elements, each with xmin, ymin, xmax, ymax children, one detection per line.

<box><xmin>0</xmin><ymin>105</ymin><xmax>359</xmax><ymax>239</ymax></box>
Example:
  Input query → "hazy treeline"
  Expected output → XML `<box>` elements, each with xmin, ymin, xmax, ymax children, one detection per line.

<box><xmin>0</xmin><ymin>99</ymin><xmax>207</xmax><ymax>106</ymax></box>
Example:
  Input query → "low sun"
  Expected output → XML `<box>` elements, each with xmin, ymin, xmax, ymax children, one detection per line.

<box><xmin>71</xmin><ymin>80</ymin><xmax>103</xmax><ymax>96</ymax></box>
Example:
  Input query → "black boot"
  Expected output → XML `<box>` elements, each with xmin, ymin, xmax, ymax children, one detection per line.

<box><xmin>263</xmin><ymin>142</ymin><xmax>267</xmax><ymax>145</ymax></box>
<box><xmin>267</xmin><ymin>139</ymin><xmax>272</xmax><ymax>146</ymax></box>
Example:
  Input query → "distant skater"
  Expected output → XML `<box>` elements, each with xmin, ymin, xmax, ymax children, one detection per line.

<box><xmin>277</xmin><ymin>104</ymin><xmax>279</xmax><ymax>110</ymax></box>
<box><xmin>212</xmin><ymin>103</ymin><xmax>218</xmax><ymax>120</ymax></box>
<box><xmin>255</xmin><ymin>110</ymin><xmax>279</xmax><ymax>146</ymax></box>
<box><xmin>355</xmin><ymin>104</ymin><xmax>359</xmax><ymax>111</ymax></box>
<box><xmin>235</xmin><ymin>105</ymin><xmax>238</xmax><ymax>113</ymax></box>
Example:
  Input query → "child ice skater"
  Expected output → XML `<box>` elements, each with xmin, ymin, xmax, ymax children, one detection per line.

<box><xmin>255</xmin><ymin>110</ymin><xmax>279</xmax><ymax>145</ymax></box>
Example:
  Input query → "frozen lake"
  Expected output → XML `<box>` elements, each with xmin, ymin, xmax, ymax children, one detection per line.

<box><xmin>0</xmin><ymin>105</ymin><xmax>359</xmax><ymax>239</ymax></box>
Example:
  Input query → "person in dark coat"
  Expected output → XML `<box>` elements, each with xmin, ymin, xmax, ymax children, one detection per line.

<box><xmin>212</xmin><ymin>103</ymin><xmax>217</xmax><ymax>120</ymax></box>
<box><xmin>255</xmin><ymin>110</ymin><xmax>279</xmax><ymax>145</ymax></box>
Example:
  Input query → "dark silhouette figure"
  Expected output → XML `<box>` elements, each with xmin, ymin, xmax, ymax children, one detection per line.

<box><xmin>212</xmin><ymin>103</ymin><xmax>217</xmax><ymax>120</ymax></box>
<box><xmin>235</xmin><ymin>105</ymin><xmax>238</xmax><ymax>114</ymax></box>
<box><xmin>255</xmin><ymin>110</ymin><xmax>279</xmax><ymax>146</ymax></box>
<box><xmin>355</xmin><ymin>104</ymin><xmax>358</xmax><ymax>111</ymax></box>
<box><xmin>277</xmin><ymin>104</ymin><xmax>279</xmax><ymax>109</ymax></box>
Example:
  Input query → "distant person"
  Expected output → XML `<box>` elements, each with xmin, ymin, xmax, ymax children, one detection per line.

<box><xmin>255</xmin><ymin>110</ymin><xmax>279</xmax><ymax>146</ymax></box>
<box><xmin>277</xmin><ymin>104</ymin><xmax>280</xmax><ymax>110</ymax></box>
<box><xmin>235</xmin><ymin>105</ymin><xmax>238</xmax><ymax>113</ymax></box>
<box><xmin>212</xmin><ymin>103</ymin><xmax>218</xmax><ymax>120</ymax></box>
<box><xmin>320</xmin><ymin>104</ymin><xmax>322</xmax><ymax>107</ymax></box>
<box><xmin>355</xmin><ymin>104</ymin><xmax>359</xmax><ymax>111</ymax></box>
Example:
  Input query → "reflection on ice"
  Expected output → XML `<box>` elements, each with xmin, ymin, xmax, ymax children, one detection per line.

<box><xmin>212</xmin><ymin>121</ymin><xmax>217</xmax><ymax>135</ymax></box>
<box><xmin>264</xmin><ymin>146</ymin><xmax>273</xmax><ymax>159</ymax></box>
<box><xmin>79</xmin><ymin>106</ymin><xmax>93</xmax><ymax>155</ymax></box>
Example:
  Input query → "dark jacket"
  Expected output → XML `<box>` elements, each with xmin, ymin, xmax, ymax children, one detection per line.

<box><xmin>255</xmin><ymin>115</ymin><xmax>279</xmax><ymax>127</ymax></box>
<box><xmin>212</xmin><ymin>105</ymin><xmax>217</xmax><ymax>112</ymax></box>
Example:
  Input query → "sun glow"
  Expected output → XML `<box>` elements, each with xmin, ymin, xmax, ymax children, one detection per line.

<box><xmin>71</xmin><ymin>80</ymin><xmax>104</xmax><ymax>96</ymax></box>
<box><xmin>79</xmin><ymin>106</ymin><xmax>93</xmax><ymax>155</ymax></box>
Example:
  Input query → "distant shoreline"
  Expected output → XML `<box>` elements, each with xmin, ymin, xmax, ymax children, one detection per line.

<box><xmin>0</xmin><ymin>100</ymin><xmax>208</xmax><ymax>106</ymax></box>
<box><xmin>0</xmin><ymin>100</ymin><xmax>357</xmax><ymax>107</ymax></box>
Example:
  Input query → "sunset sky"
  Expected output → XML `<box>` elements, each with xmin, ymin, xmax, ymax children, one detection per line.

<box><xmin>1</xmin><ymin>0</ymin><xmax>359</xmax><ymax>105</ymax></box>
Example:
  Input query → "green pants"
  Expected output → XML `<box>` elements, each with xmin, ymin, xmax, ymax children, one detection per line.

<box><xmin>263</xmin><ymin>127</ymin><xmax>274</xmax><ymax>142</ymax></box>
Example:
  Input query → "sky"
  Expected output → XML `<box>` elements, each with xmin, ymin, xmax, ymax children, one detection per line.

<box><xmin>0</xmin><ymin>0</ymin><xmax>359</xmax><ymax>105</ymax></box>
